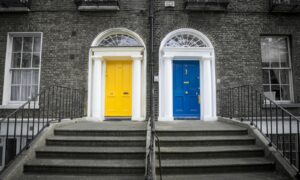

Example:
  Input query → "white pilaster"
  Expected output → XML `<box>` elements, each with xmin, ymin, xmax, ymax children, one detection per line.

<box><xmin>202</xmin><ymin>58</ymin><xmax>213</xmax><ymax>121</ymax></box>
<box><xmin>132</xmin><ymin>56</ymin><xmax>143</xmax><ymax>121</ymax></box>
<box><xmin>164</xmin><ymin>56</ymin><xmax>173</xmax><ymax>121</ymax></box>
<box><xmin>92</xmin><ymin>57</ymin><xmax>104</xmax><ymax>121</ymax></box>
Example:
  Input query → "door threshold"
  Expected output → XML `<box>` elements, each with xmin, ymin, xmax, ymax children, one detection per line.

<box><xmin>104</xmin><ymin>117</ymin><xmax>131</xmax><ymax>121</ymax></box>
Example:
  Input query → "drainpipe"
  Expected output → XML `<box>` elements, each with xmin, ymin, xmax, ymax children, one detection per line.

<box><xmin>149</xmin><ymin>0</ymin><xmax>154</xmax><ymax>122</ymax></box>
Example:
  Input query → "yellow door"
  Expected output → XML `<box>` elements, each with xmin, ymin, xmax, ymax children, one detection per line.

<box><xmin>105</xmin><ymin>61</ymin><xmax>132</xmax><ymax>117</ymax></box>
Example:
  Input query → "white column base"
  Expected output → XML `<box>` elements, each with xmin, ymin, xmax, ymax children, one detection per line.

<box><xmin>131</xmin><ymin>116</ymin><xmax>146</xmax><ymax>121</ymax></box>
<box><xmin>203</xmin><ymin>116</ymin><xmax>218</xmax><ymax>121</ymax></box>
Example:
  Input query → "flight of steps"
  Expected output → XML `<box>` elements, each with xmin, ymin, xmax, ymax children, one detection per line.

<box><xmin>155</xmin><ymin>121</ymin><xmax>290</xmax><ymax>180</ymax></box>
<box><xmin>17</xmin><ymin>121</ymin><xmax>147</xmax><ymax>180</ymax></box>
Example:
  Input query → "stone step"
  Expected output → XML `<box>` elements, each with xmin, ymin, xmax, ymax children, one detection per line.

<box><xmin>157</xmin><ymin>172</ymin><xmax>289</xmax><ymax>180</ymax></box>
<box><xmin>157</xmin><ymin>145</ymin><xmax>264</xmax><ymax>159</ymax></box>
<box><xmin>46</xmin><ymin>136</ymin><xmax>146</xmax><ymax>147</ymax></box>
<box><xmin>24</xmin><ymin>159</ymin><xmax>145</xmax><ymax>175</ymax></box>
<box><xmin>36</xmin><ymin>146</ymin><xmax>145</xmax><ymax>159</ymax></box>
<box><xmin>156</xmin><ymin>158</ymin><xmax>274</xmax><ymax>174</ymax></box>
<box><xmin>17</xmin><ymin>175</ymin><xmax>144</xmax><ymax>180</ymax></box>
<box><xmin>54</xmin><ymin>129</ymin><xmax>146</xmax><ymax>137</ymax></box>
<box><xmin>158</xmin><ymin>135</ymin><xmax>256</xmax><ymax>146</ymax></box>
<box><xmin>156</xmin><ymin>129</ymin><xmax>248</xmax><ymax>136</ymax></box>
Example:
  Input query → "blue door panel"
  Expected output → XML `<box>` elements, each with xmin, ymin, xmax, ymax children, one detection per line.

<box><xmin>173</xmin><ymin>61</ymin><xmax>200</xmax><ymax>119</ymax></box>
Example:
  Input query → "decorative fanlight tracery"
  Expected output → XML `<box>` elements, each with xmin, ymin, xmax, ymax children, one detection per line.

<box><xmin>98</xmin><ymin>34</ymin><xmax>142</xmax><ymax>47</ymax></box>
<box><xmin>165</xmin><ymin>33</ymin><xmax>208</xmax><ymax>48</ymax></box>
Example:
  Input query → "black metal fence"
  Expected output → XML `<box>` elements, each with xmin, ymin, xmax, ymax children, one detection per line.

<box><xmin>0</xmin><ymin>85</ymin><xmax>85</xmax><ymax>172</ymax></box>
<box><xmin>218</xmin><ymin>85</ymin><xmax>300</xmax><ymax>176</ymax></box>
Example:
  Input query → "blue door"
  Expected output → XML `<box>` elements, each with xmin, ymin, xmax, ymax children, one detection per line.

<box><xmin>173</xmin><ymin>61</ymin><xmax>200</xmax><ymax>119</ymax></box>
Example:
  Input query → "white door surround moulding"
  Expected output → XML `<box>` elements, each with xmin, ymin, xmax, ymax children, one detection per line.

<box><xmin>158</xmin><ymin>28</ymin><xmax>217</xmax><ymax>121</ymax></box>
<box><xmin>87</xmin><ymin>28</ymin><xmax>147</xmax><ymax>122</ymax></box>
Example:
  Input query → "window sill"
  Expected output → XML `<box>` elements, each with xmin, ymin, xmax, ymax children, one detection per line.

<box><xmin>0</xmin><ymin>103</ymin><xmax>39</xmax><ymax>109</ymax></box>
<box><xmin>262</xmin><ymin>103</ymin><xmax>300</xmax><ymax>109</ymax></box>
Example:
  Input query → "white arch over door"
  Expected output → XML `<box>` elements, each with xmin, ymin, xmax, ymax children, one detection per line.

<box><xmin>158</xmin><ymin>28</ymin><xmax>217</xmax><ymax>121</ymax></box>
<box><xmin>87</xmin><ymin>28</ymin><xmax>147</xmax><ymax>121</ymax></box>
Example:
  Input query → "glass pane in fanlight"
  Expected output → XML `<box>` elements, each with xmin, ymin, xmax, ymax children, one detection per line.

<box><xmin>12</xmin><ymin>37</ymin><xmax>22</xmax><ymax>52</ymax></box>
<box><xmin>11</xmin><ymin>53</ymin><xmax>21</xmax><ymax>68</ymax></box>
<box><xmin>33</xmin><ymin>37</ymin><xmax>41</xmax><ymax>52</ymax></box>
<box><xmin>23</xmin><ymin>37</ymin><xmax>33</xmax><ymax>52</ymax></box>
<box><xmin>10</xmin><ymin>86</ymin><xmax>20</xmax><ymax>101</ymax></box>
<box><xmin>271</xmin><ymin>85</ymin><xmax>281</xmax><ymax>101</ymax></box>
<box><xmin>22</xmin><ymin>53</ymin><xmax>32</xmax><ymax>68</ymax></box>
<box><xmin>11</xmin><ymin>70</ymin><xmax>21</xmax><ymax>84</ymax></box>
<box><xmin>262</xmin><ymin>70</ymin><xmax>269</xmax><ymax>84</ymax></box>
<box><xmin>280</xmin><ymin>69</ymin><xmax>289</xmax><ymax>85</ymax></box>
<box><xmin>269</xmin><ymin>69</ymin><xmax>280</xmax><ymax>84</ymax></box>
<box><xmin>281</xmin><ymin>85</ymin><xmax>290</xmax><ymax>101</ymax></box>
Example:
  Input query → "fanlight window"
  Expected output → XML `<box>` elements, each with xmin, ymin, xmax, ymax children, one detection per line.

<box><xmin>98</xmin><ymin>34</ymin><xmax>142</xmax><ymax>47</ymax></box>
<box><xmin>165</xmin><ymin>34</ymin><xmax>208</xmax><ymax>48</ymax></box>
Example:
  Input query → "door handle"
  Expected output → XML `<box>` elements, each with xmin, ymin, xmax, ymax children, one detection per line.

<box><xmin>185</xmin><ymin>91</ymin><xmax>189</xmax><ymax>94</ymax></box>
<box><xmin>198</xmin><ymin>95</ymin><xmax>200</xmax><ymax>104</ymax></box>
<box><xmin>123</xmin><ymin>92</ymin><xmax>129</xmax><ymax>95</ymax></box>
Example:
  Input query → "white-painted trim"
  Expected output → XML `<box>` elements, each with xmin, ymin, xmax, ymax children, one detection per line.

<box><xmin>2</xmin><ymin>32</ymin><xmax>43</xmax><ymax>108</ymax></box>
<box><xmin>158</xmin><ymin>28</ymin><xmax>217</xmax><ymax>121</ymax></box>
<box><xmin>88</xmin><ymin>28</ymin><xmax>146</xmax><ymax>121</ymax></box>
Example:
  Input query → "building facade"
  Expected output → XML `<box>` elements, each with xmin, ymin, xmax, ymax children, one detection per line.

<box><xmin>0</xmin><ymin>0</ymin><xmax>300</xmax><ymax>121</ymax></box>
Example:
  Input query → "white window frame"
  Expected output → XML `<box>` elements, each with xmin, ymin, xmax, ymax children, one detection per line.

<box><xmin>1</xmin><ymin>32</ymin><xmax>43</xmax><ymax>108</ymax></box>
<box><xmin>261</xmin><ymin>35</ymin><xmax>294</xmax><ymax>104</ymax></box>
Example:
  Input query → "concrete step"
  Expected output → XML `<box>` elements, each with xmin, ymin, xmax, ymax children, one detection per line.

<box><xmin>36</xmin><ymin>146</ymin><xmax>145</xmax><ymax>159</ymax></box>
<box><xmin>158</xmin><ymin>135</ymin><xmax>256</xmax><ymax>146</ymax></box>
<box><xmin>24</xmin><ymin>159</ymin><xmax>145</xmax><ymax>175</ymax></box>
<box><xmin>158</xmin><ymin>172</ymin><xmax>289</xmax><ymax>180</ymax></box>
<box><xmin>18</xmin><ymin>175</ymin><xmax>144</xmax><ymax>180</ymax></box>
<box><xmin>157</xmin><ymin>157</ymin><xmax>274</xmax><ymax>174</ymax></box>
<box><xmin>157</xmin><ymin>145</ymin><xmax>264</xmax><ymax>159</ymax></box>
<box><xmin>54</xmin><ymin>129</ymin><xmax>146</xmax><ymax>137</ymax></box>
<box><xmin>156</xmin><ymin>129</ymin><xmax>248</xmax><ymax>136</ymax></box>
<box><xmin>46</xmin><ymin>136</ymin><xmax>146</xmax><ymax>147</ymax></box>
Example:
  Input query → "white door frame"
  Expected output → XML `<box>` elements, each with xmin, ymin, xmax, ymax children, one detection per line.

<box><xmin>87</xmin><ymin>28</ymin><xmax>146</xmax><ymax>121</ymax></box>
<box><xmin>158</xmin><ymin>29</ymin><xmax>217</xmax><ymax>121</ymax></box>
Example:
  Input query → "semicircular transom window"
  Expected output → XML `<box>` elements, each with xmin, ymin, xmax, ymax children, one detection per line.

<box><xmin>98</xmin><ymin>34</ymin><xmax>142</xmax><ymax>47</ymax></box>
<box><xmin>165</xmin><ymin>33</ymin><xmax>208</xmax><ymax>48</ymax></box>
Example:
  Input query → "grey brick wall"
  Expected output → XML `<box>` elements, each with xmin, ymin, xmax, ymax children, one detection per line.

<box><xmin>0</xmin><ymin>0</ymin><xmax>299</xmax><ymax>117</ymax></box>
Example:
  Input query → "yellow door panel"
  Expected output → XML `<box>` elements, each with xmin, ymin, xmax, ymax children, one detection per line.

<box><xmin>105</xmin><ymin>61</ymin><xmax>132</xmax><ymax>117</ymax></box>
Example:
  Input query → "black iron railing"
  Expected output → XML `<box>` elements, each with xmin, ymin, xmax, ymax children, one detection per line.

<box><xmin>0</xmin><ymin>85</ymin><xmax>85</xmax><ymax>172</ymax></box>
<box><xmin>145</xmin><ymin>117</ymin><xmax>163</xmax><ymax>180</ymax></box>
<box><xmin>218</xmin><ymin>85</ymin><xmax>300</xmax><ymax>176</ymax></box>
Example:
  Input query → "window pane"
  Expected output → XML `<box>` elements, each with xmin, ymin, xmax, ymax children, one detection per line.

<box><xmin>263</xmin><ymin>85</ymin><xmax>271</xmax><ymax>99</ymax></box>
<box><xmin>21</xmin><ymin>70</ymin><xmax>32</xmax><ymax>85</ymax></box>
<box><xmin>22</xmin><ymin>53</ymin><xmax>31</xmax><ymax>68</ymax></box>
<box><xmin>21</xmin><ymin>85</ymin><xmax>31</xmax><ymax>100</ymax></box>
<box><xmin>11</xmin><ymin>86</ymin><xmax>20</xmax><ymax>101</ymax></box>
<box><xmin>262</xmin><ymin>70</ymin><xmax>269</xmax><ymax>84</ymax></box>
<box><xmin>33</xmin><ymin>37</ymin><xmax>41</xmax><ymax>52</ymax></box>
<box><xmin>23</xmin><ymin>37</ymin><xmax>33</xmax><ymax>52</ymax></box>
<box><xmin>31</xmin><ymin>85</ymin><xmax>38</xmax><ymax>97</ymax></box>
<box><xmin>11</xmin><ymin>70</ymin><xmax>21</xmax><ymax>85</ymax></box>
<box><xmin>281</xmin><ymin>85</ymin><xmax>290</xmax><ymax>101</ymax></box>
<box><xmin>32</xmin><ymin>53</ymin><xmax>40</xmax><ymax>67</ymax></box>
<box><xmin>271</xmin><ymin>85</ymin><xmax>281</xmax><ymax>101</ymax></box>
<box><xmin>32</xmin><ymin>70</ymin><xmax>39</xmax><ymax>85</ymax></box>
<box><xmin>280</xmin><ymin>70</ymin><xmax>289</xmax><ymax>85</ymax></box>
<box><xmin>11</xmin><ymin>53</ymin><xmax>21</xmax><ymax>68</ymax></box>
<box><xmin>280</xmin><ymin>52</ymin><xmax>289</xmax><ymax>67</ymax></box>
<box><xmin>270</xmin><ymin>69</ymin><xmax>280</xmax><ymax>84</ymax></box>
<box><xmin>12</xmin><ymin>37</ymin><xmax>22</xmax><ymax>52</ymax></box>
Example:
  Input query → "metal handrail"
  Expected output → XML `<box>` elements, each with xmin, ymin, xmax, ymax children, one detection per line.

<box><xmin>0</xmin><ymin>85</ymin><xmax>85</xmax><ymax>173</ymax></box>
<box><xmin>218</xmin><ymin>85</ymin><xmax>300</xmax><ymax>177</ymax></box>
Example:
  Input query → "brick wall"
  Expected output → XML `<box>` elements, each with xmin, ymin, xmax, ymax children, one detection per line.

<box><xmin>0</xmin><ymin>0</ymin><xmax>299</xmax><ymax>117</ymax></box>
